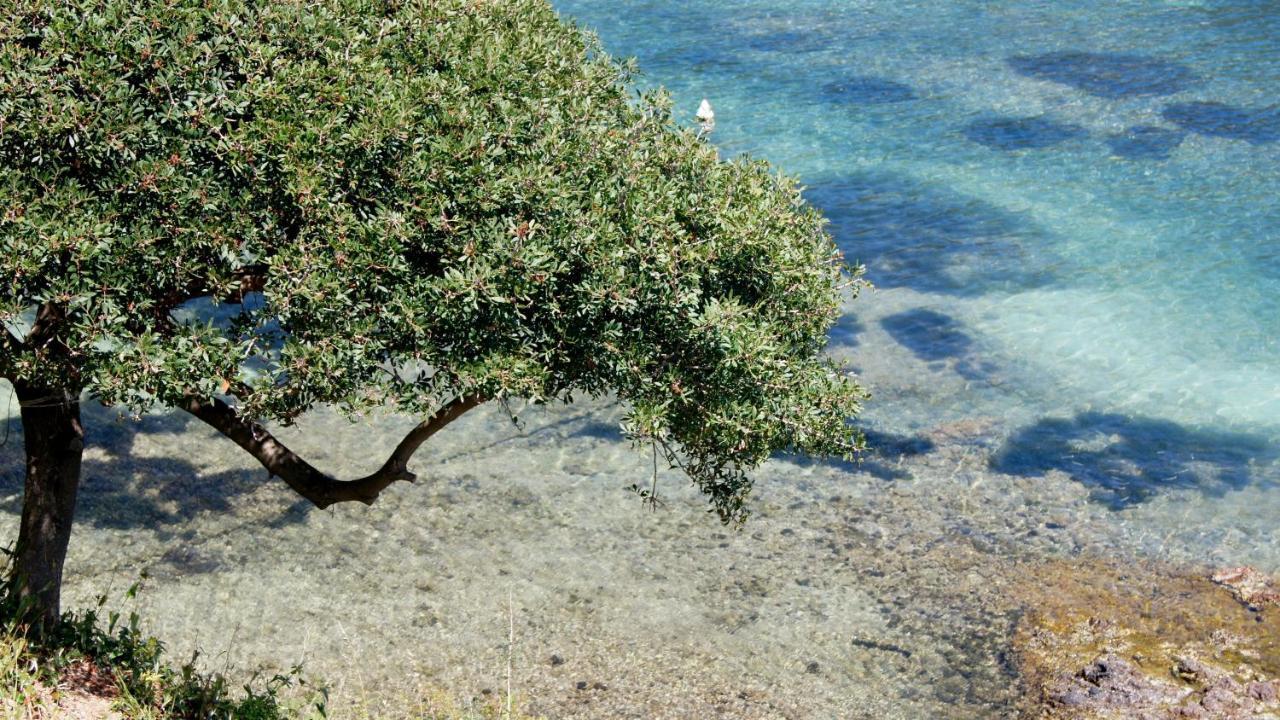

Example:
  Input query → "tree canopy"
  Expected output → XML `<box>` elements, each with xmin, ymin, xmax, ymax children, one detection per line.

<box><xmin>0</xmin><ymin>0</ymin><xmax>866</xmax><ymax>527</ymax></box>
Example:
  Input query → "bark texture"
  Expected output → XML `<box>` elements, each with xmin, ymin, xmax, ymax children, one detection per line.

<box><xmin>12</xmin><ymin>381</ymin><xmax>84</xmax><ymax>633</ymax></box>
<box><xmin>183</xmin><ymin>394</ymin><xmax>484</xmax><ymax>508</ymax></box>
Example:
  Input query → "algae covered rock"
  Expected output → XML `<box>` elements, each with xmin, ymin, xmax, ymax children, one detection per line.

<box><xmin>1012</xmin><ymin>560</ymin><xmax>1280</xmax><ymax>719</ymax></box>
<box><xmin>1213</xmin><ymin>567</ymin><xmax>1280</xmax><ymax>611</ymax></box>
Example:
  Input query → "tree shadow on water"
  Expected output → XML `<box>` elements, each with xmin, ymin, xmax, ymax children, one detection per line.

<box><xmin>821</xmin><ymin>76</ymin><xmax>916</xmax><ymax>105</ymax></box>
<box><xmin>798</xmin><ymin>427</ymin><xmax>936</xmax><ymax>481</ymax></box>
<box><xmin>828</xmin><ymin>313</ymin><xmax>865</xmax><ymax>349</ymax></box>
<box><xmin>990</xmin><ymin>412</ymin><xmax>1279</xmax><ymax>509</ymax></box>
<box><xmin>0</xmin><ymin>403</ymin><xmax>310</xmax><ymax>537</ymax></box>
<box><xmin>880</xmin><ymin>309</ymin><xmax>997</xmax><ymax>381</ymax></box>
<box><xmin>805</xmin><ymin>171</ymin><xmax>1057</xmax><ymax>296</ymax></box>
<box><xmin>745</xmin><ymin>29</ymin><xmax>830</xmax><ymax>54</ymax></box>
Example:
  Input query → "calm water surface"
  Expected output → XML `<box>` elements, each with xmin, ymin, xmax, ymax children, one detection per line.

<box><xmin>552</xmin><ymin>0</ymin><xmax>1280</xmax><ymax>563</ymax></box>
<box><xmin>1</xmin><ymin>1</ymin><xmax>1278</xmax><ymax>717</ymax></box>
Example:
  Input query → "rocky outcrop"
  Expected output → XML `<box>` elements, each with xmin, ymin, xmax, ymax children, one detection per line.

<box><xmin>1213</xmin><ymin>567</ymin><xmax>1280</xmax><ymax>611</ymax></box>
<box><xmin>1012</xmin><ymin>560</ymin><xmax>1280</xmax><ymax>720</ymax></box>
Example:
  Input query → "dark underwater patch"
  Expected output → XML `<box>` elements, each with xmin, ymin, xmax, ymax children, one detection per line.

<box><xmin>881</xmin><ymin>309</ymin><xmax>972</xmax><ymax>362</ymax></box>
<box><xmin>746</xmin><ymin>29</ymin><xmax>829</xmax><ymax>53</ymax></box>
<box><xmin>963</xmin><ymin>116</ymin><xmax>1087</xmax><ymax>151</ymax></box>
<box><xmin>804</xmin><ymin>172</ymin><xmax>1056</xmax><ymax>296</ymax></box>
<box><xmin>822</xmin><ymin>76</ymin><xmax>916</xmax><ymax>104</ymax></box>
<box><xmin>804</xmin><ymin>426</ymin><xmax>937</xmax><ymax>481</ymax></box>
<box><xmin>1161</xmin><ymin>101</ymin><xmax>1280</xmax><ymax>145</ymax></box>
<box><xmin>828</xmin><ymin>312</ymin><xmax>865</xmax><ymax>348</ymax></box>
<box><xmin>880</xmin><ymin>309</ymin><xmax>996</xmax><ymax>381</ymax></box>
<box><xmin>0</xmin><ymin>403</ymin><xmax>309</xmax><ymax>535</ymax></box>
<box><xmin>861</xmin><ymin>428</ymin><xmax>937</xmax><ymax>458</ymax></box>
<box><xmin>1008</xmin><ymin>52</ymin><xmax>1195</xmax><ymax>98</ymax></box>
<box><xmin>991</xmin><ymin>411</ymin><xmax>1279</xmax><ymax>509</ymax></box>
<box><xmin>1106</xmin><ymin>126</ymin><xmax>1185</xmax><ymax>160</ymax></box>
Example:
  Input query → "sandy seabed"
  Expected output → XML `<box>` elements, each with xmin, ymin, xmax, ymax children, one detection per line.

<box><xmin>3</xmin><ymin>354</ymin><xmax>1275</xmax><ymax>719</ymax></box>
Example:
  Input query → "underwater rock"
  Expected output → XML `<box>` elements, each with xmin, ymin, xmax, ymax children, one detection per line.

<box><xmin>1012</xmin><ymin>560</ymin><xmax>1280</xmax><ymax>719</ymax></box>
<box><xmin>1211</xmin><ymin>566</ymin><xmax>1280</xmax><ymax>610</ymax></box>
<box><xmin>821</xmin><ymin>76</ymin><xmax>916</xmax><ymax>104</ymax></box>
<box><xmin>1106</xmin><ymin>126</ymin><xmax>1185</xmax><ymax>160</ymax></box>
<box><xmin>1008</xmin><ymin>52</ymin><xmax>1195</xmax><ymax>99</ymax></box>
<box><xmin>1162</xmin><ymin>101</ymin><xmax>1280</xmax><ymax>145</ymax></box>
<box><xmin>963</xmin><ymin>116</ymin><xmax>1087</xmax><ymax>151</ymax></box>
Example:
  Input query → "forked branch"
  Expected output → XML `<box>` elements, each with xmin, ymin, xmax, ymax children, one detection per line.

<box><xmin>182</xmin><ymin>394</ymin><xmax>485</xmax><ymax>508</ymax></box>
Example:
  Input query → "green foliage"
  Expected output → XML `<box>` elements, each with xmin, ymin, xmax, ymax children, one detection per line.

<box><xmin>43</xmin><ymin>602</ymin><xmax>324</xmax><ymax>719</ymax></box>
<box><xmin>0</xmin><ymin>632</ymin><xmax>54</xmax><ymax>718</ymax></box>
<box><xmin>0</xmin><ymin>0</ymin><xmax>866</xmax><ymax>520</ymax></box>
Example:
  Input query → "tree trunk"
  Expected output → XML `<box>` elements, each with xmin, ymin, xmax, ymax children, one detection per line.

<box><xmin>10</xmin><ymin>382</ymin><xmax>84</xmax><ymax>634</ymax></box>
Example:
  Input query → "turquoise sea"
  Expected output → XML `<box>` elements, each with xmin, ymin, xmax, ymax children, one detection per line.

<box><xmin>2</xmin><ymin>1</ymin><xmax>1279</xmax><ymax>717</ymax></box>
<box><xmin>553</xmin><ymin>0</ymin><xmax>1280</xmax><ymax>567</ymax></box>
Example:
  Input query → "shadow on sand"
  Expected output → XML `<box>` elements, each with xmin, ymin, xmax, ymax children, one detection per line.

<box><xmin>990</xmin><ymin>411</ymin><xmax>1278</xmax><ymax>509</ymax></box>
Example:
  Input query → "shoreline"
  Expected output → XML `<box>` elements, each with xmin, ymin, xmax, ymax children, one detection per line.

<box><xmin>3</xmin><ymin>387</ymin><xmax>1275</xmax><ymax>717</ymax></box>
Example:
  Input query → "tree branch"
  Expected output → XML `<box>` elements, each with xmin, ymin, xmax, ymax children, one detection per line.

<box><xmin>158</xmin><ymin>265</ymin><xmax>269</xmax><ymax>315</ymax></box>
<box><xmin>182</xmin><ymin>393</ymin><xmax>486</xmax><ymax>508</ymax></box>
<box><xmin>24</xmin><ymin>303</ymin><xmax>64</xmax><ymax>348</ymax></box>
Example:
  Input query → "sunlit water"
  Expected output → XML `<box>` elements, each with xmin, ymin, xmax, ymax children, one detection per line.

<box><xmin>2</xmin><ymin>1</ymin><xmax>1278</xmax><ymax>717</ymax></box>
<box><xmin>552</xmin><ymin>0</ymin><xmax>1280</xmax><ymax>555</ymax></box>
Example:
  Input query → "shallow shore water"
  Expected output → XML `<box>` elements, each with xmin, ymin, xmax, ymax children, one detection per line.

<box><xmin>1</xmin><ymin>380</ymin><xmax>1276</xmax><ymax>718</ymax></box>
<box><xmin>3</xmin><ymin>0</ymin><xmax>1280</xmax><ymax>717</ymax></box>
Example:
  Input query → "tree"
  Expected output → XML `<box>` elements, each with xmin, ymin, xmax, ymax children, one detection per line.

<box><xmin>0</xmin><ymin>0</ymin><xmax>867</xmax><ymax>632</ymax></box>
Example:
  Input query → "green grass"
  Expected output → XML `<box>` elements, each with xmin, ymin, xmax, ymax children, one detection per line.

<box><xmin>0</xmin><ymin>581</ymin><xmax>329</xmax><ymax>719</ymax></box>
<box><xmin>0</xmin><ymin>630</ymin><xmax>57</xmax><ymax>719</ymax></box>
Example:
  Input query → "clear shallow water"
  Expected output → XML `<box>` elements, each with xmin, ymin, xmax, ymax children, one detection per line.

<box><xmin>553</xmin><ymin>0</ymin><xmax>1280</xmax><ymax>560</ymax></box>
<box><xmin>2</xmin><ymin>1</ymin><xmax>1279</xmax><ymax>718</ymax></box>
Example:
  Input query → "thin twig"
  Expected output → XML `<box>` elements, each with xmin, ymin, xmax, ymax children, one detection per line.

<box><xmin>506</xmin><ymin>586</ymin><xmax>515</xmax><ymax>720</ymax></box>
<box><xmin>648</xmin><ymin>440</ymin><xmax>659</xmax><ymax>511</ymax></box>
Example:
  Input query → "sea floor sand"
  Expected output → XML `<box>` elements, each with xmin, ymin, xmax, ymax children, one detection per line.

<box><xmin>6</xmin><ymin>379</ymin><xmax>1272</xmax><ymax>718</ymax></box>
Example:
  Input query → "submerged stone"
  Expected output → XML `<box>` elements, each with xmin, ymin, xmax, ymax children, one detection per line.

<box><xmin>1012</xmin><ymin>560</ymin><xmax>1280</xmax><ymax>719</ymax></box>
<box><xmin>1212</xmin><ymin>566</ymin><xmax>1280</xmax><ymax>610</ymax></box>
<box><xmin>805</xmin><ymin>171</ymin><xmax>1057</xmax><ymax>296</ymax></box>
<box><xmin>1162</xmin><ymin>101</ymin><xmax>1280</xmax><ymax>145</ymax></box>
<box><xmin>822</xmin><ymin>76</ymin><xmax>916</xmax><ymax>104</ymax></box>
<box><xmin>1107</xmin><ymin>125</ymin><xmax>1185</xmax><ymax>160</ymax></box>
<box><xmin>1008</xmin><ymin>52</ymin><xmax>1195</xmax><ymax>98</ymax></box>
<box><xmin>963</xmin><ymin>116</ymin><xmax>1086</xmax><ymax>151</ymax></box>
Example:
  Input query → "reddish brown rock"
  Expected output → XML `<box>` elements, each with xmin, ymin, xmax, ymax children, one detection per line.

<box><xmin>1211</xmin><ymin>566</ymin><xmax>1280</xmax><ymax>609</ymax></box>
<box><xmin>1011</xmin><ymin>559</ymin><xmax>1280</xmax><ymax>720</ymax></box>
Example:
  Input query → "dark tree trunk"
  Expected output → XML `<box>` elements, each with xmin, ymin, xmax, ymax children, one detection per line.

<box><xmin>10</xmin><ymin>381</ymin><xmax>84</xmax><ymax>634</ymax></box>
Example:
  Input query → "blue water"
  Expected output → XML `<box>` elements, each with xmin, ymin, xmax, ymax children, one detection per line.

<box><xmin>2</xmin><ymin>4</ymin><xmax>1278</xmax><ymax>716</ymax></box>
<box><xmin>553</xmin><ymin>0</ymin><xmax>1280</xmax><ymax>567</ymax></box>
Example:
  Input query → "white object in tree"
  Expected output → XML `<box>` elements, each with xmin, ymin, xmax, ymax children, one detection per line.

<box><xmin>696</xmin><ymin>98</ymin><xmax>715</xmax><ymax>132</ymax></box>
